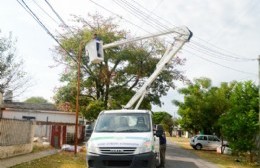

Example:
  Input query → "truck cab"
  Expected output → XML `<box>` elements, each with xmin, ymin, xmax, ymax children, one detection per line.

<box><xmin>86</xmin><ymin>109</ymin><xmax>160</xmax><ymax>168</ymax></box>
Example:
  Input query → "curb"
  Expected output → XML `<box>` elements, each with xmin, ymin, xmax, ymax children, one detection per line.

<box><xmin>0</xmin><ymin>149</ymin><xmax>57</xmax><ymax>168</ymax></box>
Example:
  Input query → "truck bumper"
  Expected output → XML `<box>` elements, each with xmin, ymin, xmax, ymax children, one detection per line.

<box><xmin>87</xmin><ymin>152</ymin><xmax>156</xmax><ymax>168</ymax></box>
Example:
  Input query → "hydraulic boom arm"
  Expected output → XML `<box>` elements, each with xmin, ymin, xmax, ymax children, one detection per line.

<box><xmin>124</xmin><ymin>27</ymin><xmax>192</xmax><ymax>109</ymax></box>
<box><xmin>86</xmin><ymin>26</ymin><xmax>192</xmax><ymax>109</ymax></box>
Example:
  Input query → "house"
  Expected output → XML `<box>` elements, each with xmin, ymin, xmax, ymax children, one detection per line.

<box><xmin>1</xmin><ymin>101</ymin><xmax>85</xmax><ymax>148</ymax></box>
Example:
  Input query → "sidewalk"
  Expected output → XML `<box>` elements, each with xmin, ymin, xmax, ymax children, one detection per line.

<box><xmin>0</xmin><ymin>149</ymin><xmax>57</xmax><ymax>168</ymax></box>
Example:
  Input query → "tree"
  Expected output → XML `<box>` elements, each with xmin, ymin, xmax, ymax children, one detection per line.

<box><xmin>173</xmin><ymin>77</ymin><xmax>232</xmax><ymax>135</ymax></box>
<box><xmin>152</xmin><ymin>111</ymin><xmax>174</xmax><ymax>134</ymax></box>
<box><xmin>24</xmin><ymin>96</ymin><xmax>49</xmax><ymax>104</ymax></box>
<box><xmin>219</xmin><ymin>81</ymin><xmax>258</xmax><ymax>162</ymax></box>
<box><xmin>0</xmin><ymin>31</ymin><xmax>30</xmax><ymax>96</ymax></box>
<box><xmin>152</xmin><ymin>111</ymin><xmax>172</xmax><ymax>124</ymax></box>
<box><xmin>53</xmin><ymin>14</ymin><xmax>187</xmax><ymax>120</ymax></box>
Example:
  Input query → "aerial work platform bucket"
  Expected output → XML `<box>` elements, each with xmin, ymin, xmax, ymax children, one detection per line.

<box><xmin>85</xmin><ymin>39</ymin><xmax>104</xmax><ymax>64</ymax></box>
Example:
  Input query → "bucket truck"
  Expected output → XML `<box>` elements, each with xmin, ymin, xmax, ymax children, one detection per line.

<box><xmin>85</xmin><ymin>26</ymin><xmax>192</xmax><ymax>168</ymax></box>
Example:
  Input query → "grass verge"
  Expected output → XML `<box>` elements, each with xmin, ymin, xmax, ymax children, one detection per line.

<box><xmin>168</xmin><ymin>137</ymin><xmax>259</xmax><ymax>168</ymax></box>
<box><xmin>11</xmin><ymin>151</ymin><xmax>86</xmax><ymax>168</ymax></box>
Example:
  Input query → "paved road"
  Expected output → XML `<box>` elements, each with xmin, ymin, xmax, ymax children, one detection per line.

<box><xmin>165</xmin><ymin>141</ymin><xmax>219</xmax><ymax>168</ymax></box>
<box><xmin>0</xmin><ymin>141</ymin><xmax>218</xmax><ymax>168</ymax></box>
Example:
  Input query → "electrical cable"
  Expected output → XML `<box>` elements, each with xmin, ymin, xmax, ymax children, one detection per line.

<box><xmin>120</xmin><ymin>0</ymin><xmax>173</xmax><ymax>31</ymax></box>
<box><xmin>193</xmin><ymin>36</ymin><xmax>256</xmax><ymax>61</ymax></box>
<box><xmin>188</xmin><ymin>42</ymin><xmax>256</xmax><ymax>61</ymax></box>
<box><xmin>184</xmin><ymin>49</ymin><xmax>257</xmax><ymax>76</ymax></box>
<box><xmin>31</xmin><ymin>0</ymin><xmax>59</xmax><ymax>25</ymax></box>
<box><xmin>89</xmin><ymin>0</ymin><xmax>257</xmax><ymax>75</ymax></box>
<box><xmin>88</xmin><ymin>0</ymin><xmax>153</xmax><ymax>35</ymax></box>
<box><xmin>113</xmin><ymin>0</ymin><xmax>167</xmax><ymax>32</ymax></box>
<box><xmin>121</xmin><ymin>0</ymin><xmax>256</xmax><ymax>61</ymax></box>
<box><xmin>131</xmin><ymin>0</ymin><xmax>177</xmax><ymax>28</ymax></box>
<box><xmin>19</xmin><ymin>0</ymin><xmax>258</xmax><ymax>77</ymax></box>
<box><xmin>17</xmin><ymin>0</ymin><xmax>78</xmax><ymax>64</ymax></box>
<box><xmin>44</xmin><ymin>0</ymin><xmax>75</xmax><ymax>35</ymax></box>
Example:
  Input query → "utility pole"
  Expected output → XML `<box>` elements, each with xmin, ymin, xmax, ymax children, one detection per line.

<box><xmin>74</xmin><ymin>42</ymin><xmax>84</xmax><ymax>156</ymax></box>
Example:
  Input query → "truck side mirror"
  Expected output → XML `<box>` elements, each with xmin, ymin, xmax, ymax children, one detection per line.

<box><xmin>85</xmin><ymin>39</ymin><xmax>104</xmax><ymax>64</ymax></box>
<box><xmin>154</xmin><ymin>129</ymin><xmax>163</xmax><ymax>137</ymax></box>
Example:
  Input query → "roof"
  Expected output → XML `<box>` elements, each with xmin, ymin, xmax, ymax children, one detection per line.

<box><xmin>2</xmin><ymin>102</ymin><xmax>57</xmax><ymax>111</ymax></box>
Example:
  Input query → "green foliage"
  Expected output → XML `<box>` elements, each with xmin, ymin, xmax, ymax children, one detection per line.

<box><xmin>0</xmin><ymin>31</ymin><xmax>30</xmax><ymax>95</ymax></box>
<box><xmin>175</xmin><ymin>78</ymin><xmax>259</xmax><ymax>159</ymax></box>
<box><xmin>83</xmin><ymin>100</ymin><xmax>105</xmax><ymax>122</ymax></box>
<box><xmin>24</xmin><ymin>97</ymin><xmax>48</xmax><ymax>104</ymax></box>
<box><xmin>152</xmin><ymin>112</ymin><xmax>171</xmax><ymax>124</ymax></box>
<box><xmin>174</xmin><ymin>77</ymin><xmax>234</xmax><ymax>135</ymax></box>
<box><xmin>219</xmin><ymin>81</ymin><xmax>258</xmax><ymax>155</ymax></box>
<box><xmin>152</xmin><ymin>111</ymin><xmax>174</xmax><ymax>133</ymax></box>
<box><xmin>53</xmin><ymin>14</ymin><xmax>187</xmax><ymax>120</ymax></box>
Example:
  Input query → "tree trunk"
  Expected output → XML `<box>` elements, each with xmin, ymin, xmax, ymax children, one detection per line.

<box><xmin>104</xmin><ymin>83</ymin><xmax>109</xmax><ymax>109</ymax></box>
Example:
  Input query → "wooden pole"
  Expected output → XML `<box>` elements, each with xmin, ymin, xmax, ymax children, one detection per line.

<box><xmin>74</xmin><ymin>43</ymin><xmax>83</xmax><ymax>155</ymax></box>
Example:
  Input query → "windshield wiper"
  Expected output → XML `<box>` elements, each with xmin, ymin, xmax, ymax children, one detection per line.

<box><xmin>118</xmin><ymin>129</ymin><xmax>141</xmax><ymax>132</ymax></box>
<box><xmin>96</xmin><ymin>130</ymin><xmax>115</xmax><ymax>132</ymax></box>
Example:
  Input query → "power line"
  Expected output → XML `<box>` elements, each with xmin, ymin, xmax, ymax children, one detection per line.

<box><xmin>131</xmin><ymin>0</ymin><xmax>177</xmax><ymax>28</ymax></box>
<box><xmin>31</xmin><ymin>0</ymin><xmax>59</xmax><ymax>25</ymax></box>
<box><xmin>118</xmin><ymin>0</ymin><xmax>256</xmax><ymax>61</ymax></box>
<box><xmin>193</xmin><ymin>36</ymin><xmax>256</xmax><ymax>61</ymax></box>
<box><xmin>117</xmin><ymin>0</ymin><xmax>253</xmax><ymax>61</ymax></box>
<box><xmin>88</xmin><ymin>0</ymin><xmax>152</xmax><ymax>35</ymax></box>
<box><xmin>113</xmin><ymin>0</ymin><xmax>168</xmax><ymax>32</ymax></box>
<box><xmin>89</xmin><ymin>0</ymin><xmax>257</xmax><ymax>76</ymax></box>
<box><xmin>17</xmin><ymin>0</ymin><xmax>78</xmax><ymax>64</ymax></box>
<box><xmin>44</xmin><ymin>0</ymin><xmax>74</xmax><ymax>35</ymax></box>
<box><xmin>187</xmin><ymin>44</ymin><xmax>243</xmax><ymax>62</ymax></box>
<box><xmin>189</xmin><ymin>41</ymin><xmax>256</xmax><ymax>61</ymax></box>
<box><xmin>184</xmin><ymin>49</ymin><xmax>257</xmax><ymax>76</ymax></box>
<box><xmin>131</xmin><ymin>0</ymin><xmax>164</xmax><ymax>36</ymax></box>
<box><xmin>109</xmin><ymin>0</ymin><xmax>257</xmax><ymax>75</ymax></box>
<box><xmin>112</xmin><ymin>0</ymin><xmax>177</xmax><ymax>43</ymax></box>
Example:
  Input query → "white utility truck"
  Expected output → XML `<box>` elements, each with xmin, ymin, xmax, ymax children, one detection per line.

<box><xmin>87</xmin><ymin>109</ymin><xmax>160</xmax><ymax>167</ymax></box>
<box><xmin>85</xmin><ymin>26</ymin><xmax>192</xmax><ymax>168</ymax></box>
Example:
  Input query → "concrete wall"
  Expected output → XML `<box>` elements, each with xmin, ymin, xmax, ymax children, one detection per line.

<box><xmin>0</xmin><ymin>144</ymin><xmax>33</xmax><ymax>159</ymax></box>
<box><xmin>0</xmin><ymin>119</ymin><xmax>35</xmax><ymax>159</ymax></box>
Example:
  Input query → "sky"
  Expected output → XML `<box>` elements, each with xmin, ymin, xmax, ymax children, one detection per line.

<box><xmin>0</xmin><ymin>0</ymin><xmax>259</xmax><ymax>116</ymax></box>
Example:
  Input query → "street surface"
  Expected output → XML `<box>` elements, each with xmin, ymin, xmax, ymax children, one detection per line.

<box><xmin>165</xmin><ymin>141</ymin><xmax>218</xmax><ymax>168</ymax></box>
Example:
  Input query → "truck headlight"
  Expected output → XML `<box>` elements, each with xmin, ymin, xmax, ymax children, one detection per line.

<box><xmin>87</xmin><ymin>142</ymin><xmax>99</xmax><ymax>154</ymax></box>
<box><xmin>139</xmin><ymin>141</ymin><xmax>152</xmax><ymax>154</ymax></box>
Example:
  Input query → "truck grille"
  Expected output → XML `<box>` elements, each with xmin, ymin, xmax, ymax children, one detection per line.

<box><xmin>99</xmin><ymin>147</ymin><xmax>136</xmax><ymax>155</ymax></box>
<box><xmin>103</xmin><ymin>160</ymin><xmax>132</xmax><ymax>167</ymax></box>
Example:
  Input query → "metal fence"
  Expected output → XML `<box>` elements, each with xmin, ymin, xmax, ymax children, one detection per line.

<box><xmin>0</xmin><ymin>118</ymin><xmax>33</xmax><ymax>146</ymax></box>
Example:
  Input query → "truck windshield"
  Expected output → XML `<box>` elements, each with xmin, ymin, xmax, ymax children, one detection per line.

<box><xmin>95</xmin><ymin>113</ymin><xmax>151</xmax><ymax>132</ymax></box>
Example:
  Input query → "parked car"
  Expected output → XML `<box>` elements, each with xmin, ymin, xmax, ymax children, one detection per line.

<box><xmin>190</xmin><ymin>135</ymin><xmax>226</xmax><ymax>150</ymax></box>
